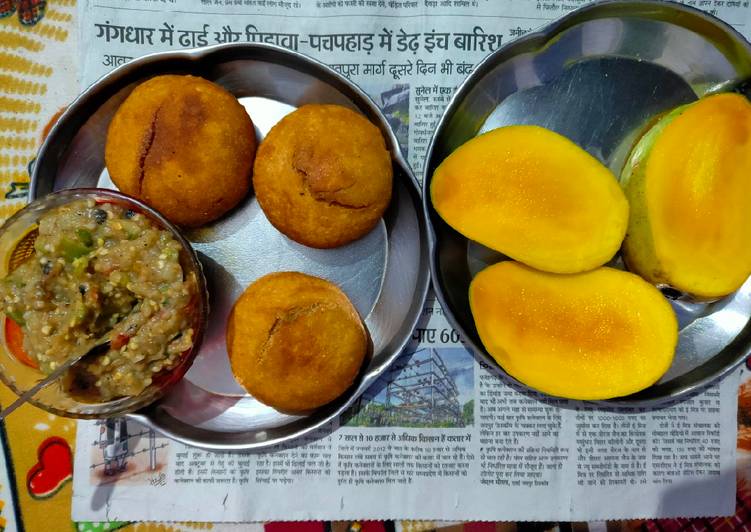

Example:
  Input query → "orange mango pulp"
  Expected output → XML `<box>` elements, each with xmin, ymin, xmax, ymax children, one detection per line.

<box><xmin>469</xmin><ymin>262</ymin><xmax>678</xmax><ymax>400</ymax></box>
<box><xmin>431</xmin><ymin>125</ymin><xmax>628</xmax><ymax>274</ymax></box>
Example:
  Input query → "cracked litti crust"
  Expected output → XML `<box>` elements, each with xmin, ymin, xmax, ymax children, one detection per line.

<box><xmin>253</xmin><ymin>104</ymin><xmax>393</xmax><ymax>248</ymax></box>
<box><xmin>227</xmin><ymin>271</ymin><xmax>368</xmax><ymax>412</ymax></box>
<box><xmin>105</xmin><ymin>75</ymin><xmax>256</xmax><ymax>227</ymax></box>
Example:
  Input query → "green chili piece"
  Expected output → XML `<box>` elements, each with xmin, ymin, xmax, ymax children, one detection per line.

<box><xmin>75</xmin><ymin>228</ymin><xmax>94</xmax><ymax>247</ymax></box>
<box><xmin>61</xmin><ymin>238</ymin><xmax>91</xmax><ymax>262</ymax></box>
<box><xmin>72</xmin><ymin>301</ymin><xmax>87</xmax><ymax>325</ymax></box>
<box><xmin>6</xmin><ymin>309</ymin><xmax>25</xmax><ymax>326</ymax></box>
<box><xmin>120</xmin><ymin>220</ymin><xmax>141</xmax><ymax>240</ymax></box>
<box><xmin>72</xmin><ymin>256</ymin><xmax>90</xmax><ymax>275</ymax></box>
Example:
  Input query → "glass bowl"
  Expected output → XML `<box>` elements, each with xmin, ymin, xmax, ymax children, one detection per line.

<box><xmin>0</xmin><ymin>188</ymin><xmax>209</xmax><ymax>418</ymax></box>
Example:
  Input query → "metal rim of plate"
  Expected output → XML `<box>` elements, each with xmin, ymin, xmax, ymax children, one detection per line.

<box><xmin>423</xmin><ymin>0</ymin><xmax>751</xmax><ymax>408</ymax></box>
<box><xmin>30</xmin><ymin>43</ymin><xmax>430</xmax><ymax>450</ymax></box>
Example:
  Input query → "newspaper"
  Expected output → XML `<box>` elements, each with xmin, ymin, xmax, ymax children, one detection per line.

<box><xmin>72</xmin><ymin>299</ymin><xmax>741</xmax><ymax>522</ymax></box>
<box><xmin>73</xmin><ymin>0</ymin><xmax>747</xmax><ymax>522</ymax></box>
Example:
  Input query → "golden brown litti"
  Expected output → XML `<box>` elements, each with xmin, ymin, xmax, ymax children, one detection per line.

<box><xmin>253</xmin><ymin>104</ymin><xmax>393</xmax><ymax>248</ymax></box>
<box><xmin>105</xmin><ymin>75</ymin><xmax>256</xmax><ymax>227</ymax></box>
<box><xmin>227</xmin><ymin>271</ymin><xmax>368</xmax><ymax>412</ymax></box>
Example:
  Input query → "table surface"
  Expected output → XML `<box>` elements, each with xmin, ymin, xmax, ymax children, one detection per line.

<box><xmin>2</xmin><ymin>3</ymin><xmax>751</xmax><ymax>531</ymax></box>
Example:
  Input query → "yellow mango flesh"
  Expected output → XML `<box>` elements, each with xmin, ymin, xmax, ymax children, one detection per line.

<box><xmin>622</xmin><ymin>93</ymin><xmax>751</xmax><ymax>299</ymax></box>
<box><xmin>431</xmin><ymin>125</ymin><xmax>628</xmax><ymax>273</ymax></box>
<box><xmin>469</xmin><ymin>262</ymin><xmax>678</xmax><ymax>400</ymax></box>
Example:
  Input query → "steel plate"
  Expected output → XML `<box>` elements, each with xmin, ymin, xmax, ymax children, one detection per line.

<box><xmin>31</xmin><ymin>43</ymin><xmax>430</xmax><ymax>450</ymax></box>
<box><xmin>423</xmin><ymin>0</ymin><xmax>751</xmax><ymax>406</ymax></box>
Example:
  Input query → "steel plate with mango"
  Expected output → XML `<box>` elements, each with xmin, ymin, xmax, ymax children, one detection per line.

<box><xmin>427</xmin><ymin>50</ymin><xmax>751</xmax><ymax>402</ymax></box>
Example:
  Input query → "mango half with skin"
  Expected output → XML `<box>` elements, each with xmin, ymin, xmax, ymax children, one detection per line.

<box><xmin>469</xmin><ymin>262</ymin><xmax>678</xmax><ymax>400</ymax></box>
<box><xmin>622</xmin><ymin>93</ymin><xmax>751</xmax><ymax>299</ymax></box>
<box><xmin>431</xmin><ymin>125</ymin><xmax>628</xmax><ymax>274</ymax></box>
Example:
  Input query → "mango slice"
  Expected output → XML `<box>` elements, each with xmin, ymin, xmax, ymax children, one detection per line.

<box><xmin>431</xmin><ymin>125</ymin><xmax>628</xmax><ymax>273</ymax></box>
<box><xmin>622</xmin><ymin>93</ymin><xmax>751</xmax><ymax>299</ymax></box>
<box><xmin>469</xmin><ymin>262</ymin><xmax>678</xmax><ymax>400</ymax></box>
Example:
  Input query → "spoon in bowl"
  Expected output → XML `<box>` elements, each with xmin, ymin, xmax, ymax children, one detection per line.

<box><xmin>0</xmin><ymin>332</ymin><xmax>111</xmax><ymax>420</ymax></box>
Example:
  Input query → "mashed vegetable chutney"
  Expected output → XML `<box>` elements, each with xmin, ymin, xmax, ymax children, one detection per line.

<box><xmin>0</xmin><ymin>199</ymin><xmax>196</xmax><ymax>401</ymax></box>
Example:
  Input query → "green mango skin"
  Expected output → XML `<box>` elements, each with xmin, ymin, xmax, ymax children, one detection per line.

<box><xmin>621</xmin><ymin>94</ymin><xmax>751</xmax><ymax>300</ymax></box>
<box><xmin>620</xmin><ymin>104</ymin><xmax>689</xmax><ymax>293</ymax></box>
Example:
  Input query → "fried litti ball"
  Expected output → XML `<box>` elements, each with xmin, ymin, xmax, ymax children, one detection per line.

<box><xmin>252</xmin><ymin>104</ymin><xmax>392</xmax><ymax>248</ymax></box>
<box><xmin>105</xmin><ymin>75</ymin><xmax>256</xmax><ymax>227</ymax></box>
<box><xmin>227</xmin><ymin>271</ymin><xmax>368</xmax><ymax>412</ymax></box>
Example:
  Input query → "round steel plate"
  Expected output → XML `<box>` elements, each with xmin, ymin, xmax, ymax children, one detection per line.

<box><xmin>423</xmin><ymin>0</ymin><xmax>751</xmax><ymax>406</ymax></box>
<box><xmin>31</xmin><ymin>43</ymin><xmax>430</xmax><ymax>450</ymax></box>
